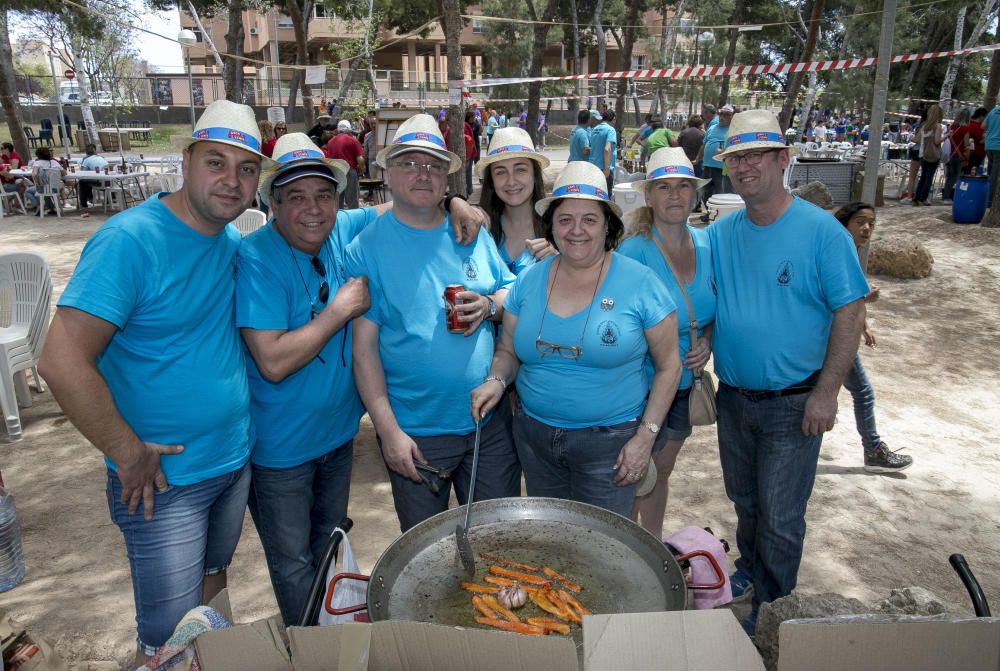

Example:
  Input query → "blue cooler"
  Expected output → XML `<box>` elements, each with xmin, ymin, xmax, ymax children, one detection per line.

<box><xmin>953</xmin><ymin>176</ymin><xmax>988</xmax><ymax>224</ymax></box>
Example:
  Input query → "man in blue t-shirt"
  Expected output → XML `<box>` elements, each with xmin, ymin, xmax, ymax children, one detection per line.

<box><xmin>982</xmin><ymin>103</ymin><xmax>1000</xmax><ymax>207</ymax></box>
<box><xmin>698</xmin><ymin>104</ymin><xmax>733</xmax><ymax>201</ymax></box>
<box><xmin>38</xmin><ymin>100</ymin><xmax>269</xmax><ymax>663</ymax></box>
<box><xmin>568</xmin><ymin>109</ymin><xmax>593</xmax><ymax>162</ymax></box>
<box><xmin>708</xmin><ymin>110</ymin><xmax>868</xmax><ymax>640</ymax></box>
<box><xmin>345</xmin><ymin>114</ymin><xmax>519</xmax><ymax>532</ymax></box>
<box><xmin>588</xmin><ymin>109</ymin><xmax>618</xmax><ymax>196</ymax></box>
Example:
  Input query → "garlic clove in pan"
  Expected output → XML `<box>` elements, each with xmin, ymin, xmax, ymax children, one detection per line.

<box><xmin>497</xmin><ymin>583</ymin><xmax>528</xmax><ymax>609</ymax></box>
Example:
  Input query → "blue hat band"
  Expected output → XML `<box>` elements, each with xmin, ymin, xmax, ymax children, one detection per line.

<box><xmin>392</xmin><ymin>131</ymin><xmax>447</xmax><ymax>150</ymax></box>
<box><xmin>553</xmin><ymin>183</ymin><xmax>608</xmax><ymax>200</ymax></box>
<box><xmin>488</xmin><ymin>145</ymin><xmax>537</xmax><ymax>157</ymax></box>
<box><xmin>191</xmin><ymin>126</ymin><xmax>261</xmax><ymax>152</ymax></box>
<box><xmin>726</xmin><ymin>131</ymin><xmax>783</xmax><ymax>149</ymax></box>
<box><xmin>648</xmin><ymin>165</ymin><xmax>695</xmax><ymax>179</ymax></box>
<box><xmin>275</xmin><ymin>147</ymin><xmax>325</xmax><ymax>163</ymax></box>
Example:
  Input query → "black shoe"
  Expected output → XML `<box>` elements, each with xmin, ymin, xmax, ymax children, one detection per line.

<box><xmin>864</xmin><ymin>442</ymin><xmax>913</xmax><ymax>473</ymax></box>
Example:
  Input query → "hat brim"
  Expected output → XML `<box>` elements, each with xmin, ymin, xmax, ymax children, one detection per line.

<box><xmin>633</xmin><ymin>173</ymin><xmax>711</xmax><ymax>194</ymax></box>
<box><xmin>535</xmin><ymin>192</ymin><xmax>623</xmax><ymax>218</ymax></box>
<box><xmin>476</xmin><ymin>150</ymin><xmax>550</xmax><ymax>178</ymax></box>
<box><xmin>172</xmin><ymin>135</ymin><xmax>274</xmax><ymax>167</ymax></box>
<box><xmin>257</xmin><ymin>157</ymin><xmax>350</xmax><ymax>205</ymax></box>
<box><xmin>716</xmin><ymin>142</ymin><xmax>797</xmax><ymax>160</ymax></box>
<box><xmin>376</xmin><ymin>144</ymin><xmax>462</xmax><ymax>174</ymax></box>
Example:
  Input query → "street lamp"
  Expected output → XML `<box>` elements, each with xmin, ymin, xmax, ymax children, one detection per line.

<box><xmin>178</xmin><ymin>29</ymin><xmax>197</xmax><ymax>129</ymax></box>
<box><xmin>697</xmin><ymin>32</ymin><xmax>716</xmax><ymax>109</ymax></box>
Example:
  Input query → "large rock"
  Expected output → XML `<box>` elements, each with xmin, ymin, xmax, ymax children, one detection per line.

<box><xmin>791</xmin><ymin>181</ymin><xmax>834</xmax><ymax>209</ymax></box>
<box><xmin>756</xmin><ymin>592</ymin><xmax>869</xmax><ymax>671</ymax></box>
<box><xmin>867</xmin><ymin>236</ymin><xmax>934</xmax><ymax>279</ymax></box>
<box><xmin>877</xmin><ymin>586</ymin><xmax>948</xmax><ymax>615</ymax></box>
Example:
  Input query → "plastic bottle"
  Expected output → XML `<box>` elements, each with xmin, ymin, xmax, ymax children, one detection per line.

<box><xmin>0</xmin><ymin>485</ymin><xmax>25</xmax><ymax>592</ymax></box>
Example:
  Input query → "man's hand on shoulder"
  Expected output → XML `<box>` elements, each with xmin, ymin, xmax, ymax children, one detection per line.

<box><xmin>330</xmin><ymin>276</ymin><xmax>370</xmax><ymax>321</ymax></box>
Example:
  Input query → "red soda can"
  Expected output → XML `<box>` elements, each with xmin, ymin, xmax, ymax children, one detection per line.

<box><xmin>444</xmin><ymin>284</ymin><xmax>465</xmax><ymax>333</ymax></box>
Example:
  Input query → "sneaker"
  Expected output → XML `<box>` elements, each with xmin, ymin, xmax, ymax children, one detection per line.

<box><xmin>899</xmin><ymin>191</ymin><xmax>911</xmax><ymax>202</ymax></box>
<box><xmin>864</xmin><ymin>441</ymin><xmax>913</xmax><ymax>473</ymax></box>
<box><xmin>730</xmin><ymin>569</ymin><xmax>754</xmax><ymax>602</ymax></box>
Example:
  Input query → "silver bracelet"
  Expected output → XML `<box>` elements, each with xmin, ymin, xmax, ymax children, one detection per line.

<box><xmin>484</xmin><ymin>374</ymin><xmax>507</xmax><ymax>390</ymax></box>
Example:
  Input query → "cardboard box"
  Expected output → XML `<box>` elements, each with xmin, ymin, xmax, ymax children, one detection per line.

<box><xmin>195</xmin><ymin>591</ymin><xmax>764</xmax><ymax>671</ymax></box>
<box><xmin>777</xmin><ymin>616</ymin><xmax>1000</xmax><ymax>671</ymax></box>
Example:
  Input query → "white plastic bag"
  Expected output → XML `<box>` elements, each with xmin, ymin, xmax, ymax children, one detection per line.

<box><xmin>317</xmin><ymin>527</ymin><xmax>368</xmax><ymax>626</ymax></box>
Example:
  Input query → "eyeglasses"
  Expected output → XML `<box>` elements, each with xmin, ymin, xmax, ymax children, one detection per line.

<box><xmin>390</xmin><ymin>160</ymin><xmax>448</xmax><ymax>176</ymax></box>
<box><xmin>310</xmin><ymin>256</ymin><xmax>330</xmax><ymax>305</ymax></box>
<box><xmin>535</xmin><ymin>337</ymin><xmax>583</xmax><ymax>361</ymax></box>
<box><xmin>722</xmin><ymin>150</ymin><xmax>778</xmax><ymax>169</ymax></box>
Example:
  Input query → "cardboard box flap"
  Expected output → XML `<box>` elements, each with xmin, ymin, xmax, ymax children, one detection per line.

<box><xmin>778</xmin><ymin>616</ymin><xmax>1000</xmax><ymax>671</ymax></box>
<box><xmin>288</xmin><ymin>623</ymin><xmax>372</xmax><ymax>671</ymax></box>
<box><xmin>195</xmin><ymin>617</ymin><xmax>292</xmax><ymax>671</ymax></box>
<box><xmin>583</xmin><ymin>610</ymin><xmax>765</xmax><ymax>671</ymax></box>
<box><xmin>368</xmin><ymin>620</ymin><xmax>577</xmax><ymax>671</ymax></box>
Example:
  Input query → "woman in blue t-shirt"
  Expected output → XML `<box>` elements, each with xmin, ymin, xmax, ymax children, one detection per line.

<box><xmin>617</xmin><ymin>147</ymin><xmax>716</xmax><ymax>538</ymax></box>
<box><xmin>477</xmin><ymin>127</ymin><xmax>558</xmax><ymax>276</ymax></box>
<box><xmin>471</xmin><ymin>162</ymin><xmax>681</xmax><ymax>518</ymax></box>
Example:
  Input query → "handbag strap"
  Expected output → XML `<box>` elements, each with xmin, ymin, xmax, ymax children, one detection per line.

<box><xmin>650</xmin><ymin>227</ymin><xmax>699</xmax><ymax>349</ymax></box>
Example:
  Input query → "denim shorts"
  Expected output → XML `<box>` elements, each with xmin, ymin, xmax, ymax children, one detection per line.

<box><xmin>653</xmin><ymin>388</ymin><xmax>692</xmax><ymax>452</ymax></box>
<box><xmin>106</xmin><ymin>461</ymin><xmax>251</xmax><ymax>655</ymax></box>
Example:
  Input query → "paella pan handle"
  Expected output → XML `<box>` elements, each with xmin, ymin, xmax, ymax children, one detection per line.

<box><xmin>324</xmin><ymin>572</ymin><xmax>372</xmax><ymax>615</ymax></box>
<box><xmin>674</xmin><ymin>549</ymin><xmax>726</xmax><ymax>590</ymax></box>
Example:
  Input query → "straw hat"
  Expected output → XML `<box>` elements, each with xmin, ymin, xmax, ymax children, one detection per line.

<box><xmin>716</xmin><ymin>109</ymin><xmax>797</xmax><ymax>159</ymax></box>
<box><xmin>632</xmin><ymin>147</ymin><xmax>710</xmax><ymax>193</ymax></box>
<box><xmin>535</xmin><ymin>161</ymin><xmax>622</xmax><ymax>218</ymax></box>
<box><xmin>172</xmin><ymin>100</ymin><xmax>271</xmax><ymax>162</ymax></box>
<box><xmin>257</xmin><ymin>132</ymin><xmax>350</xmax><ymax>205</ymax></box>
<box><xmin>476</xmin><ymin>127</ymin><xmax>550</xmax><ymax>177</ymax></box>
<box><xmin>375</xmin><ymin>113</ymin><xmax>461</xmax><ymax>174</ymax></box>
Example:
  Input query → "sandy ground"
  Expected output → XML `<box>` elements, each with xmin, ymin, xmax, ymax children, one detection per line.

<box><xmin>0</xmin><ymin>197</ymin><xmax>998</xmax><ymax>668</ymax></box>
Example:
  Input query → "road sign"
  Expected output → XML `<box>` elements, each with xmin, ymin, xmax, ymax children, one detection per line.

<box><xmin>64</xmin><ymin>69</ymin><xmax>75</xmax><ymax>80</ymax></box>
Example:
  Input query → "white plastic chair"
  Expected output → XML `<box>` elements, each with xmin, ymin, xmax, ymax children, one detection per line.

<box><xmin>0</xmin><ymin>189</ymin><xmax>27</xmax><ymax>218</ymax></box>
<box><xmin>232</xmin><ymin>209</ymin><xmax>267</xmax><ymax>237</ymax></box>
<box><xmin>36</xmin><ymin>167</ymin><xmax>64</xmax><ymax>217</ymax></box>
<box><xmin>0</xmin><ymin>252</ymin><xmax>52</xmax><ymax>441</ymax></box>
<box><xmin>783</xmin><ymin>154</ymin><xmax>798</xmax><ymax>193</ymax></box>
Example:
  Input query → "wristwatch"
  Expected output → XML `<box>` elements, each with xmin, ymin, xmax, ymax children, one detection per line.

<box><xmin>641</xmin><ymin>421</ymin><xmax>660</xmax><ymax>435</ymax></box>
<box><xmin>486</xmin><ymin>296</ymin><xmax>497</xmax><ymax>319</ymax></box>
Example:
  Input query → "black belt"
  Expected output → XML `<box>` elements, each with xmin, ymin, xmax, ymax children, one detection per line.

<box><xmin>722</xmin><ymin>371</ymin><xmax>821</xmax><ymax>402</ymax></box>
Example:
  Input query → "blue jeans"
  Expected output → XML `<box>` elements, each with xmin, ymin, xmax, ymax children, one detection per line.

<box><xmin>842</xmin><ymin>354</ymin><xmax>880</xmax><ymax>451</ymax></box>
<box><xmin>942</xmin><ymin>155</ymin><xmax>962</xmax><ymax>200</ymax></box>
<box><xmin>383</xmin><ymin>402</ymin><xmax>520</xmax><ymax>532</ymax></box>
<box><xmin>106</xmin><ymin>462</ymin><xmax>251</xmax><ymax>655</ymax></box>
<box><xmin>248</xmin><ymin>441</ymin><xmax>353</xmax><ymax>626</ymax></box>
<box><xmin>988</xmin><ymin>150</ymin><xmax>1000</xmax><ymax>207</ymax></box>
<box><xmin>716</xmin><ymin>384</ymin><xmax>822</xmax><ymax>609</ymax></box>
<box><xmin>513</xmin><ymin>404</ymin><xmax>639</xmax><ymax>518</ymax></box>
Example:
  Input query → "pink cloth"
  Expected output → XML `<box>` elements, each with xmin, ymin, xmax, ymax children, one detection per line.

<box><xmin>664</xmin><ymin>526</ymin><xmax>732</xmax><ymax>609</ymax></box>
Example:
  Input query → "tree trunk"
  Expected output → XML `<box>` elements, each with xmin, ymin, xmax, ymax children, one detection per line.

<box><xmin>594</xmin><ymin>0</ymin><xmax>606</xmax><ymax>105</ymax></box>
<box><xmin>438</xmin><ymin>0</ymin><xmax>467</xmax><ymax>196</ymax></box>
<box><xmin>285</xmin><ymin>0</ymin><xmax>315</xmax><ymax>127</ymax></box>
<box><xmin>70</xmin><ymin>33</ymin><xmax>100</xmax><ymax>145</ymax></box>
<box><xmin>224</xmin><ymin>0</ymin><xmax>246</xmax><ymax>103</ymax></box>
<box><xmin>666</xmin><ymin>0</ymin><xmax>687</xmax><ymax>66</ymax></box>
<box><xmin>718</xmin><ymin>0</ymin><xmax>746</xmax><ymax>106</ymax></box>
<box><xmin>982</xmin><ymin>182</ymin><xmax>1000</xmax><ymax>226</ymax></box>
<box><xmin>986</xmin><ymin>41</ymin><xmax>1000</xmax><ymax>108</ymax></box>
<box><xmin>940</xmin><ymin>0</ymin><xmax>995</xmax><ymax>106</ymax></box>
<box><xmin>796</xmin><ymin>71</ymin><xmax>818</xmax><ymax>138</ymax></box>
<box><xmin>525</xmin><ymin>0</ymin><xmax>561</xmax><ymax>146</ymax></box>
<box><xmin>335</xmin><ymin>55</ymin><xmax>363</xmax><ymax>102</ymax></box>
<box><xmin>186</xmin><ymin>1</ymin><xmax>226</xmax><ymax>73</ymax></box>
<box><xmin>0</xmin><ymin>10</ymin><xmax>28</xmax><ymax>158</ymax></box>
<box><xmin>778</xmin><ymin>0</ymin><xmax>825</xmax><ymax>131</ymax></box>
<box><xmin>614</xmin><ymin>0</ymin><xmax>641</xmax><ymax>141</ymax></box>
<box><xmin>568</xmin><ymin>0</ymin><xmax>581</xmax><ymax>113</ymax></box>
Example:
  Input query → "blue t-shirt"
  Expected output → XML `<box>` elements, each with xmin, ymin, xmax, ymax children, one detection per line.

<box><xmin>708</xmin><ymin>197</ymin><xmax>869</xmax><ymax>390</ymax></box>
<box><xmin>588</xmin><ymin>122</ymin><xmax>617</xmax><ymax>172</ymax></box>
<box><xmin>498</xmin><ymin>223</ymin><xmax>538</xmax><ymax>277</ymax></box>
<box><xmin>505</xmin><ymin>254</ymin><xmax>676</xmax><ymax>428</ymax></box>
<box><xmin>58</xmin><ymin>194</ymin><xmax>252</xmax><ymax>485</ymax></box>
<box><xmin>235</xmin><ymin>207</ymin><xmax>377</xmax><ymax>468</ymax></box>
<box><xmin>702</xmin><ymin>123</ymin><xmax>729</xmax><ymax>169</ymax></box>
<box><xmin>985</xmin><ymin>105</ymin><xmax>1000</xmax><ymax>151</ymax></box>
<box><xmin>617</xmin><ymin>225</ymin><xmax>716</xmax><ymax>390</ymax></box>
<box><xmin>80</xmin><ymin>155</ymin><xmax>108</xmax><ymax>171</ymax></box>
<box><xmin>569</xmin><ymin>126</ymin><xmax>592</xmax><ymax>162</ymax></box>
<box><xmin>344</xmin><ymin>211</ymin><xmax>515</xmax><ymax>436</ymax></box>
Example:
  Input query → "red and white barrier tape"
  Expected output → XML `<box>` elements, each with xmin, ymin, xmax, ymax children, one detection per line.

<box><xmin>456</xmin><ymin>42</ymin><xmax>1000</xmax><ymax>88</ymax></box>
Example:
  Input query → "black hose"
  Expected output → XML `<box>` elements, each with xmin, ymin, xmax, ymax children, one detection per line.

<box><xmin>950</xmin><ymin>553</ymin><xmax>992</xmax><ymax>617</ymax></box>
